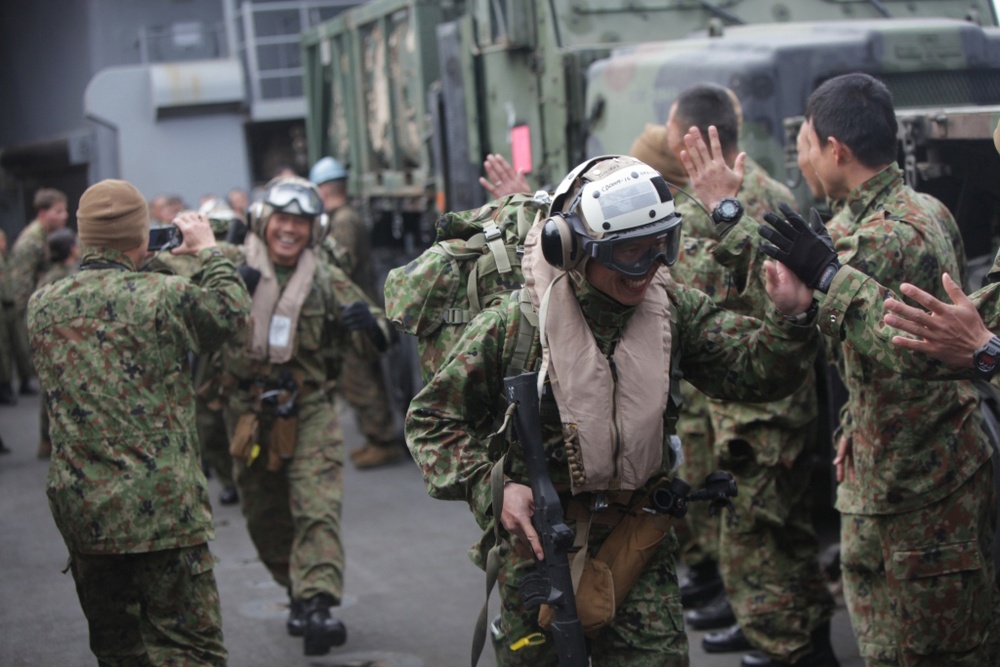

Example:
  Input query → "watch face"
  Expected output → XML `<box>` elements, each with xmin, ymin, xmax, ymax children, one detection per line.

<box><xmin>975</xmin><ymin>351</ymin><xmax>997</xmax><ymax>374</ymax></box>
<box><xmin>974</xmin><ymin>337</ymin><xmax>1000</xmax><ymax>377</ymax></box>
<box><xmin>720</xmin><ymin>200</ymin><xmax>738</xmax><ymax>218</ymax></box>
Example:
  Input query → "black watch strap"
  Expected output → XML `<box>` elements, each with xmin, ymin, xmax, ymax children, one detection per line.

<box><xmin>973</xmin><ymin>335</ymin><xmax>1000</xmax><ymax>380</ymax></box>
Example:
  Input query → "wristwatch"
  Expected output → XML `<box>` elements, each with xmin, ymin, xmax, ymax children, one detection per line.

<box><xmin>973</xmin><ymin>335</ymin><xmax>1000</xmax><ymax>380</ymax></box>
<box><xmin>711</xmin><ymin>198</ymin><xmax>744</xmax><ymax>226</ymax></box>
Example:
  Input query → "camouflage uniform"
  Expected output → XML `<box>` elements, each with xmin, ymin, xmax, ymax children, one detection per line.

<box><xmin>918</xmin><ymin>193</ymin><xmax>967</xmax><ymax>288</ymax></box>
<box><xmin>326</xmin><ymin>205</ymin><xmax>398</xmax><ymax>456</ymax></box>
<box><xmin>153</xmin><ymin>251</ymin><xmax>238</xmax><ymax>490</ymax></box>
<box><xmin>405</xmin><ymin>266</ymin><xmax>820</xmax><ymax>666</ymax></box>
<box><xmin>665</xmin><ymin>189</ymin><xmax>720</xmax><ymax>570</ymax></box>
<box><xmin>35</xmin><ymin>262</ymin><xmax>77</xmax><ymax>450</ymax></box>
<box><xmin>224</xmin><ymin>249</ymin><xmax>390</xmax><ymax>603</ymax></box>
<box><xmin>817</xmin><ymin>261</ymin><xmax>1000</xmax><ymax>379</ymax></box>
<box><xmin>7</xmin><ymin>219</ymin><xmax>48</xmax><ymax>383</ymax></box>
<box><xmin>819</xmin><ymin>165</ymin><xmax>994</xmax><ymax>665</ymax></box>
<box><xmin>28</xmin><ymin>245</ymin><xmax>249</xmax><ymax>666</ymax></box>
<box><xmin>671</xmin><ymin>158</ymin><xmax>834</xmax><ymax>662</ymax></box>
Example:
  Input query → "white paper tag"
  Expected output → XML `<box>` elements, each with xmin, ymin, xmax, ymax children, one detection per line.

<box><xmin>269</xmin><ymin>315</ymin><xmax>292</xmax><ymax>348</ymax></box>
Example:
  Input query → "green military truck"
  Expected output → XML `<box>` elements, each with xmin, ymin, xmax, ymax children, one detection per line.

<box><xmin>302</xmin><ymin>0</ymin><xmax>1000</xmax><ymax>408</ymax></box>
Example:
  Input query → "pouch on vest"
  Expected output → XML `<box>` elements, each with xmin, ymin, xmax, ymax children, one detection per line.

<box><xmin>230</xmin><ymin>413</ymin><xmax>259</xmax><ymax>462</ymax></box>
<box><xmin>268</xmin><ymin>416</ymin><xmax>298</xmax><ymax>471</ymax></box>
<box><xmin>538</xmin><ymin>556</ymin><xmax>616</xmax><ymax>633</ymax></box>
<box><xmin>383</xmin><ymin>193</ymin><xmax>546</xmax><ymax>383</ymax></box>
<box><xmin>593</xmin><ymin>505</ymin><xmax>673</xmax><ymax>612</ymax></box>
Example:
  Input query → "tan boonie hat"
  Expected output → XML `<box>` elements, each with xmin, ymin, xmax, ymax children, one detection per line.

<box><xmin>629</xmin><ymin>123</ymin><xmax>689</xmax><ymax>187</ymax></box>
<box><xmin>77</xmin><ymin>179</ymin><xmax>149</xmax><ymax>251</ymax></box>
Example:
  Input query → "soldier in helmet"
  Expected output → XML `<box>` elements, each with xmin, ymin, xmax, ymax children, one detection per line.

<box><xmin>223</xmin><ymin>175</ymin><xmax>394</xmax><ymax>655</ymax></box>
<box><xmin>310</xmin><ymin>156</ymin><xmax>403</xmax><ymax>469</ymax></box>
<box><xmin>406</xmin><ymin>154</ymin><xmax>821</xmax><ymax>666</ymax></box>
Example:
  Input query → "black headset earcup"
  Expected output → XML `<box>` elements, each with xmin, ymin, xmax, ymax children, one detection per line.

<box><xmin>541</xmin><ymin>215</ymin><xmax>579</xmax><ymax>270</ymax></box>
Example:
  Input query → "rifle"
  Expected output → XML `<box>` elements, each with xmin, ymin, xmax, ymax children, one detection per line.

<box><xmin>503</xmin><ymin>372</ymin><xmax>588</xmax><ymax>667</ymax></box>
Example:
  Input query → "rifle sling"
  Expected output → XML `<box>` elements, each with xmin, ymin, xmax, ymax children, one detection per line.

<box><xmin>471</xmin><ymin>453</ymin><xmax>507</xmax><ymax>667</ymax></box>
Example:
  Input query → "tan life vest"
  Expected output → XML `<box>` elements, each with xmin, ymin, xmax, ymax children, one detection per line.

<box><xmin>244</xmin><ymin>233</ymin><xmax>317</xmax><ymax>364</ymax></box>
<box><xmin>521</xmin><ymin>222</ymin><xmax>673</xmax><ymax>494</ymax></box>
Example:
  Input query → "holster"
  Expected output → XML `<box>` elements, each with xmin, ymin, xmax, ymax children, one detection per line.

<box><xmin>230</xmin><ymin>412</ymin><xmax>259</xmax><ymax>462</ymax></box>
<box><xmin>537</xmin><ymin>490</ymin><xmax>673</xmax><ymax>636</ymax></box>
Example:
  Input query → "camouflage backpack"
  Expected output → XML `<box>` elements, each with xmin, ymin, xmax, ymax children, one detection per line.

<box><xmin>384</xmin><ymin>192</ymin><xmax>549</xmax><ymax>383</ymax></box>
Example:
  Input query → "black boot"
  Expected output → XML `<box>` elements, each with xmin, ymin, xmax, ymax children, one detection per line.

<box><xmin>286</xmin><ymin>595</ymin><xmax>306</xmax><ymax>637</ymax></box>
<box><xmin>796</xmin><ymin>622</ymin><xmax>840</xmax><ymax>667</ymax></box>
<box><xmin>218</xmin><ymin>485</ymin><xmax>239</xmax><ymax>505</ymax></box>
<box><xmin>680</xmin><ymin>559</ymin><xmax>724</xmax><ymax>609</ymax></box>
<box><xmin>303</xmin><ymin>593</ymin><xmax>346</xmax><ymax>656</ymax></box>
<box><xmin>742</xmin><ymin>652</ymin><xmax>773</xmax><ymax>667</ymax></box>
<box><xmin>19</xmin><ymin>378</ymin><xmax>37</xmax><ymax>395</ymax></box>
<box><xmin>0</xmin><ymin>382</ymin><xmax>16</xmax><ymax>406</ymax></box>
<box><xmin>702</xmin><ymin>623</ymin><xmax>752</xmax><ymax>653</ymax></box>
<box><xmin>685</xmin><ymin>590</ymin><xmax>735</xmax><ymax>630</ymax></box>
<box><xmin>738</xmin><ymin>623</ymin><xmax>840</xmax><ymax>667</ymax></box>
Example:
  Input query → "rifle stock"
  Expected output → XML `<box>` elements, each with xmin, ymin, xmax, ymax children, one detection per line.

<box><xmin>503</xmin><ymin>372</ymin><xmax>588</xmax><ymax>666</ymax></box>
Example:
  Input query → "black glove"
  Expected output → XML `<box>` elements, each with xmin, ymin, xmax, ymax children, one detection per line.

<box><xmin>237</xmin><ymin>265</ymin><xmax>261</xmax><ymax>296</ymax></box>
<box><xmin>341</xmin><ymin>301</ymin><xmax>378</xmax><ymax>332</ymax></box>
<box><xmin>342</xmin><ymin>301</ymin><xmax>389</xmax><ymax>352</ymax></box>
<box><xmin>759</xmin><ymin>203</ymin><xmax>841</xmax><ymax>293</ymax></box>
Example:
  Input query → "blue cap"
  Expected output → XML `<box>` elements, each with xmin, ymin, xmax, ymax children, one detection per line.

<box><xmin>310</xmin><ymin>157</ymin><xmax>347</xmax><ymax>185</ymax></box>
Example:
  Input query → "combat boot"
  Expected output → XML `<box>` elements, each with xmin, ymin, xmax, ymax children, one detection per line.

<box><xmin>738</xmin><ymin>622</ymin><xmax>840</xmax><ymax>667</ymax></box>
<box><xmin>286</xmin><ymin>593</ymin><xmax>306</xmax><ymax>637</ymax></box>
<box><xmin>350</xmin><ymin>442</ymin><xmax>401</xmax><ymax>469</ymax></box>
<box><xmin>303</xmin><ymin>593</ymin><xmax>346</xmax><ymax>655</ymax></box>
<box><xmin>703</xmin><ymin>623</ymin><xmax>752</xmax><ymax>653</ymax></box>
<box><xmin>685</xmin><ymin>590</ymin><xmax>735</xmax><ymax>630</ymax></box>
<box><xmin>680</xmin><ymin>559</ymin><xmax>724</xmax><ymax>609</ymax></box>
<box><xmin>218</xmin><ymin>485</ymin><xmax>239</xmax><ymax>505</ymax></box>
<box><xmin>19</xmin><ymin>378</ymin><xmax>37</xmax><ymax>395</ymax></box>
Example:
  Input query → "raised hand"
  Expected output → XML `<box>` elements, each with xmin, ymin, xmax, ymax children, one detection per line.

<box><xmin>679</xmin><ymin>125</ymin><xmax>744</xmax><ymax>211</ymax></box>
<box><xmin>479</xmin><ymin>153</ymin><xmax>531</xmax><ymax>199</ymax></box>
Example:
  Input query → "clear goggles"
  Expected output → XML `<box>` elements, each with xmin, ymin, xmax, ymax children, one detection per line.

<box><xmin>265</xmin><ymin>182</ymin><xmax>323</xmax><ymax>217</ymax></box>
<box><xmin>571</xmin><ymin>214</ymin><xmax>682</xmax><ymax>277</ymax></box>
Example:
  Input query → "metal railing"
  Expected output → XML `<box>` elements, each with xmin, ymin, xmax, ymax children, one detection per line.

<box><xmin>228</xmin><ymin>0</ymin><xmax>361</xmax><ymax>117</ymax></box>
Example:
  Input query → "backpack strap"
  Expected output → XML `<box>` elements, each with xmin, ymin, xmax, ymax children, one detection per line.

<box><xmin>431</xmin><ymin>243</ymin><xmax>480</xmax><ymax>326</ymax></box>
<box><xmin>507</xmin><ymin>289</ymin><xmax>538</xmax><ymax>377</ymax></box>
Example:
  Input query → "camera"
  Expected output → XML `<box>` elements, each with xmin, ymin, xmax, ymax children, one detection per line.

<box><xmin>148</xmin><ymin>225</ymin><xmax>183</xmax><ymax>252</ymax></box>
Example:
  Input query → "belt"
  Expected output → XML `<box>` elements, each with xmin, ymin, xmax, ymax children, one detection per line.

<box><xmin>565</xmin><ymin>490</ymin><xmax>636</xmax><ymax>526</ymax></box>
